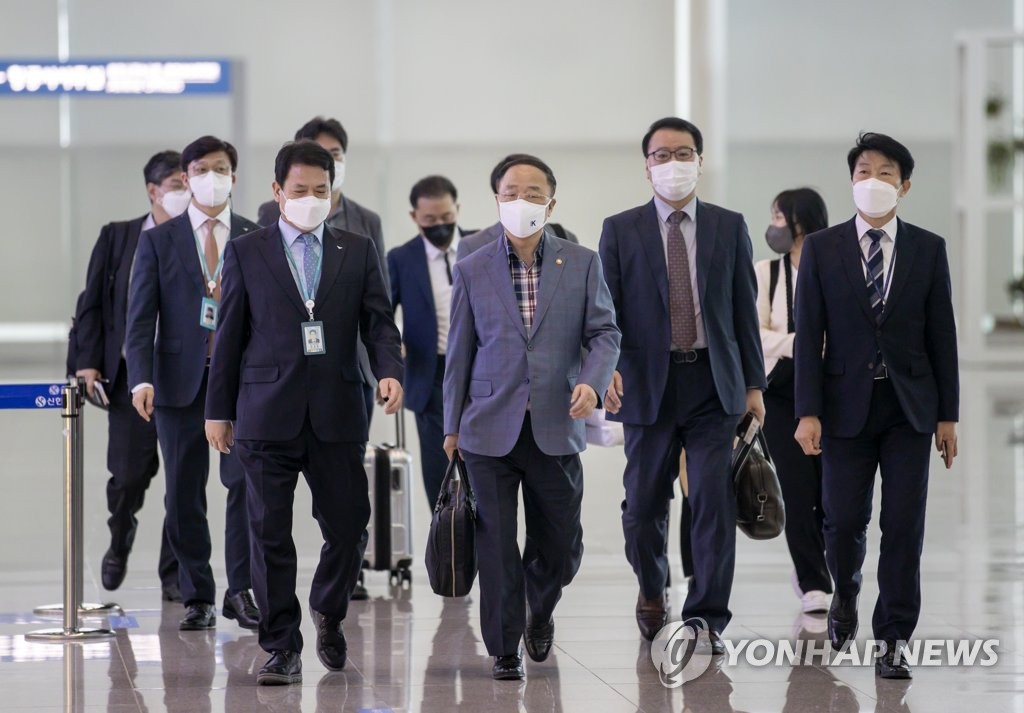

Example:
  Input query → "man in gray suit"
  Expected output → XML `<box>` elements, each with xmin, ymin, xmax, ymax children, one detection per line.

<box><xmin>443</xmin><ymin>155</ymin><xmax>620</xmax><ymax>681</ymax></box>
<box><xmin>457</xmin><ymin>154</ymin><xmax>578</xmax><ymax>261</ymax></box>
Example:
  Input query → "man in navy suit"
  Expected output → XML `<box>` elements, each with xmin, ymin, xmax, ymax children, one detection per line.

<box><xmin>794</xmin><ymin>132</ymin><xmax>959</xmax><ymax>679</ymax></box>
<box><xmin>205</xmin><ymin>140</ymin><xmax>404</xmax><ymax>685</ymax></box>
<box><xmin>126</xmin><ymin>136</ymin><xmax>261</xmax><ymax>632</ymax></box>
<box><xmin>599</xmin><ymin>117</ymin><xmax>766</xmax><ymax>648</ymax></box>
<box><xmin>71</xmin><ymin>150</ymin><xmax>186</xmax><ymax>600</ymax></box>
<box><xmin>387</xmin><ymin>175</ymin><xmax>473</xmax><ymax>508</ymax></box>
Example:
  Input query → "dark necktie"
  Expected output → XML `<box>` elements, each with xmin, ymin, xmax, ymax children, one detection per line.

<box><xmin>865</xmin><ymin>229</ymin><xmax>885</xmax><ymax>323</ymax></box>
<box><xmin>667</xmin><ymin>211</ymin><xmax>697</xmax><ymax>349</ymax></box>
<box><xmin>443</xmin><ymin>251</ymin><xmax>452</xmax><ymax>285</ymax></box>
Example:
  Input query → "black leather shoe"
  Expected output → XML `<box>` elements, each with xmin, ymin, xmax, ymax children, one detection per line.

<box><xmin>827</xmin><ymin>595</ymin><xmax>858</xmax><ymax>650</ymax></box>
<box><xmin>179</xmin><ymin>602</ymin><xmax>216</xmax><ymax>630</ymax></box>
<box><xmin>709</xmin><ymin>631</ymin><xmax>725</xmax><ymax>656</ymax></box>
<box><xmin>350</xmin><ymin>582</ymin><xmax>369</xmax><ymax>601</ymax></box>
<box><xmin>309</xmin><ymin>608</ymin><xmax>347</xmax><ymax>670</ymax></box>
<box><xmin>492</xmin><ymin>649</ymin><xmax>525</xmax><ymax>680</ymax></box>
<box><xmin>524</xmin><ymin>617</ymin><xmax>555</xmax><ymax>662</ymax></box>
<box><xmin>257</xmin><ymin>650</ymin><xmax>302</xmax><ymax>685</ymax></box>
<box><xmin>162</xmin><ymin>583</ymin><xmax>183</xmax><ymax>602</ymax></box>
<box><xmin>876</xmin><ymin>642</ymin><xmax>912</xmax><ymax>679</ymax></box>
<box><xmin>101</xmin><ymin>549</ymin><xmax>128</xmax><ymax>591</ymax></box>
<box><xmin>636</xmin><ymin>591</ymin><xmax>668</xmax><ymax>641</ymax></box>
<box><xmin>223</xmin><ymin>590</ymin><xmax>260</xmax><ymax>630</ymax></box>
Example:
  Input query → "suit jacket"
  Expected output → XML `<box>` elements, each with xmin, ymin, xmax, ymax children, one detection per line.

<box><xmin>205</xmin><ymin>223</ymin><xmax>404</xmax><ymax>443</ymax></box>
<box><xmin>444</xmin><ymin>230</ymin><xmax>621</xmax><ymax>457</ymax></box>
<box><xmin>125</xmin><ymin>211</ymin><xmax>260</xmax><ymax>407</ymax></box>
<box><xmin>793</xmin><ymin>217</ymin><xmax>959</xmax><ymax>437</ymax></box>
<box><xmin>599</xmin><ymin>198</ymin><xmax>766</xmax><ymax>424</ymax></box>
<box><xmin>456</xmin><ymin>221</ymin><xmax>578</xmax><ymax>261</ymax></box>
<box><xmin>71</xmin><ymin>215</ymin><xmax>148</xmax><ymax>382</ymax></box>
<box><xmin>386</xmin><ymin>228</ymin><xmax>471</xmax><ymax>414</ymax></box>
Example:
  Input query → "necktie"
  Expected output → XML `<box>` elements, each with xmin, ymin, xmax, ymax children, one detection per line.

<box><xmin>301</xmin><ymin>233</ymin><xmax>320</xmax><ymax>298</ymax></box>
<box><xmin>443</xmin><ymin>251</ymin><xmax>453</xmax><ymax>285</ymax></box>
<box><xmin>203</xmin><ymin>219</ymin><xmax>220</xmax><ymax>301</ymax></box>
<box><xmin>865</xmin><ymin>229</ymin><xmax>885</xmax><ymax>323</ymax></box>
<box><xmin>666</xmin><ymin>211</ymin><xmax>697</xmax><ymax>349</ymax></box>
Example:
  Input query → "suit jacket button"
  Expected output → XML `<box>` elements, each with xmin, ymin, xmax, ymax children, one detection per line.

<box><xmin>527</xmin><ymin>344</ymin><xmax>534</xmax><ymax>351</ymax></box>
<box><xmin>867</xmin><ymin>362</ymin><xmax>874</xmax><ymax>370</ymax></box>
<box><xmin>524</xmin><ymin>378</ymin><xmax>530</xmax><ymax>384</ymax></box>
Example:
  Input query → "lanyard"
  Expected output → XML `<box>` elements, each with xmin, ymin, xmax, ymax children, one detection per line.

<box><xmin>193</xmin><ymin>230</ymin><xmax>225</xmax><ymax>295</ymax></box>
<box><xmin>283</xmin><ymin>236</ymin><xmax>323</xmax><ymax>319</ymax></box>
<box><xmin>859</xmin><ymin>237</ymin><xmax>898</xmax><ymax>308</ymax></box>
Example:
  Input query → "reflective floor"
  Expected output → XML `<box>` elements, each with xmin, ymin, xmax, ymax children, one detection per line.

<box><xmin>1</xmin><ymin>361</ymin><xmax>1023</xmax><ymax>712</ymax></box>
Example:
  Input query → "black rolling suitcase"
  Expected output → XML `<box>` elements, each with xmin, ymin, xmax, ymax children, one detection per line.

<box><xmin>362</xmin><ymin>412</ymin><xmax>415</xmax><ymax>586</ymax></box>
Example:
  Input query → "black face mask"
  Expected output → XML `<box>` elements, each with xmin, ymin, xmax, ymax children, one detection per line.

<box><xmin>765</xmin><ymin>225</ymin><xmax>794</xmax><ymax>254</ymax></box>
<box><xmin>422</xmin><ymin>222</ymin><xmax>456</xmax><ymax>248</ymax></box>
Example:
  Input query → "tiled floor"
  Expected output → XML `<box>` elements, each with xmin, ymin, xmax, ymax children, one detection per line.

<box><xmin>1</xmin><ymin>359</ymin><xmax>1023</xmax><ymax>711</ymax></box>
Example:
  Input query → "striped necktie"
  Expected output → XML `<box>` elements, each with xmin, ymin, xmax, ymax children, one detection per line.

<box><xmin>865</xmin><ymin>229</ymin><xmax>885</xmax><ymax>323</ymax></box>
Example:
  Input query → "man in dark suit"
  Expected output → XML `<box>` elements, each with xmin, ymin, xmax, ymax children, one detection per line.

<box><xmin>794</xmin><ymin>132</ymin><xmax>959</xmax><ymax>679</ymax></box>
<box><xmin>71</xmin><ymin>150</ymin><xmax>187</xmax><ymax>600</ymax></box>
<box><xmin>457</xmin><ymin>154</ymin><xmax>578</xmax><ymax>261</ymax></box>
<box><xmin>444</xmin><ymin>154</ymin><xmax>620</xmax><ymax>680</ymax></box>
<box><xmin>205</xmin><ymin>140</ymin><xmax>404</xmax><ymax>686</ymax></box>
<box><xmin>599</xmin><ymin>117</ymin><xmax>766</xmax><ymax>648</ymax></box>
<box><xmin>256</xmin><ymin>116</ymin><xmax>388</xmax><ymax>430</ymax></box>
<box><xmin>126</xmin><ymin>136</ymin><xmax>261</xmax><ymax>632</ymax></box>
<box><xmin>387</xmin><ymin>175</ymin><xmax>474</xmax><ymax>508</ymax></box>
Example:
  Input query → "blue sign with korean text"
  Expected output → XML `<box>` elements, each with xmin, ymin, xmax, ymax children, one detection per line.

<box><xmin>0</xmin><ymin>58</ymin><xmax>231</xmax><ymax>96</ymax></box>
<box><xmin>0</xmin><ymin>383</ymin><xmax>65</xmax><ymax>409</ymax></box>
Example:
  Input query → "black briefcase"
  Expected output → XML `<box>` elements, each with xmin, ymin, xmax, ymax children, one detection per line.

<box><xmin>425</xmin><ymin>453</ymin><xmax>478</xmax><ymax>597</ymax></box>
<box><xmin>731</xmin><ymin>416</ymin><xmax>786</xmax><ymax>540</ymax></box>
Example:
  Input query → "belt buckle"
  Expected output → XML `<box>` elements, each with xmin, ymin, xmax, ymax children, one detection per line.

<box><xmin>673</xmin><ymin>350</ymin><xmax>698</xmax><ymax>364</ymax></box>
<box><xmin>874</xmin><ymin>364</ymin><xmax>888</xmax><ymax>380</ymax></box>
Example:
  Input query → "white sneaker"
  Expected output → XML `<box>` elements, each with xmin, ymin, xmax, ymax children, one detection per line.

<box><xmin>800</xmin><ymin>590</ymin><xmax>829</xmax><ymax>614</ymax></box>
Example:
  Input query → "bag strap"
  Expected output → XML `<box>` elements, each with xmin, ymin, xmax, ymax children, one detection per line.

<box><xmin>782</xmin><ymin>253</ymin><xmax>795</xmax><ymax>334</ymax></box>
<box><xmin>769</xmin><ymin>258</ymin><xmax>780</xmax><ymax>307</ymax></box>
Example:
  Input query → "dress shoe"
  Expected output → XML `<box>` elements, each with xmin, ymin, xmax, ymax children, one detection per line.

<box><xmin>309</xmin><ymin>608</ymin><xmax>347</xmax><ymax>670</ymax></box>
<box><xmin>492</xmin><ymin>649</ymin><xmax>525</xmax><ymax>680</ymax></box>
<box><xmin>179</xmin><ymin>602</ymin><xmax>216</xmax><ymax>630</ymax></box>
<box><xmin>827</xmin><ymin>595</ymin><xmax>858</xmax><ymax>650</ymax></box>
<box><xmin>101</xmin><ymin>549</ymin><xmax>128</xmax><ymax>591</ymax></box>
<box><xmin>222</xmin><ymin>590</ymin><xmax>261</xmax><ymax>630</ymax></box>
<box><xmin>691</xmin><ymin>629</ymin><xmax>726</xmax><ymax>656</ymax></box>
<box><xmin>876</xmin><ymin>642</ymin><xmax>913</xmax><ymax>679</ymax></box>
<box><xmin>162</xmin><ymin>583</ymin><xmax>183</xmax><ymax>602</ymax></box>
<box><xmin>257</xmin><ymin>650</ymin><xmax>302</xmax><ymax>686</ymax></box>
<box><xmin>708</xmin><ymin>630</ymin><xmax>726</xmax><ymax>656</ymax></box>
<box><xmin>636</xmin><ymin>591</ymin><xmax>668</xmax><ymax>641</ymax></box>
<box><xmin>350</xmin><ymin>582</ymin><xmax>369</xmax><ymax>601</ymax></box>
<box><xmin>524</xmin><ymin>617</ymin><xmax>555</xmax><ymax>662</ymax></box>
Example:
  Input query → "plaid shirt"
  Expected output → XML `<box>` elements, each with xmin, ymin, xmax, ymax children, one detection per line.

<box><xmin>504</xmin><ymin>234</ymin><xmax>544</xmax><ymax>331</ymax></box>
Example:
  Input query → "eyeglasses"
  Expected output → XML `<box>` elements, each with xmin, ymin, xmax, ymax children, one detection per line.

<box><xmin>496</xmin><ymin>192</ymin><xmax>551</xmax><ymax>205</ymax></box>
<box><xmin>646</xmin><ymin>147</ymin><xmax>698</xmax><ymax>163</ymax></box>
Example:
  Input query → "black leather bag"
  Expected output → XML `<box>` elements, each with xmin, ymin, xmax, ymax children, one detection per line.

<box><xmin>731</xmin><ymin>419</ymin><xmax>786</xmax><ymax>540</ymax></box>
<box><xmin>425</xmin><ymin>453</ymin><xmax>478</xmax><ymax>597</ymax></box>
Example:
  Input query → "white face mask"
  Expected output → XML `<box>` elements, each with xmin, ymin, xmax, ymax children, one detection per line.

<box><xmin>649</xmin><ymin>160</ymin><xmax>700</xmax><ymax>202</ymax></box>
<box><xmin>282</xmin><ymin>195</ymin><xmax>332</xmax><ymax>231</ymax></box>
<box><xmin>332</xmin><ymin>161</ymin><xmax>346</xmax><ymax>192</ymax></box>
<box><xmin>498</xmin><ymin>198</ymin><xmax>549</xmax><ymax>239</ymax></box>
<box><xmin>852</xmin><ymin>177</ymin><xmax>900</xmax><ymax>218</ymax></box>
<box><xmin>159</xmin><ymin>189</ymin><xmax>191</xmax><ymax>218</ymax></box>
<box><xmin>189</xmin><ymin>171</ymin><xmax>233</xmax><ymax>207</ymax></box>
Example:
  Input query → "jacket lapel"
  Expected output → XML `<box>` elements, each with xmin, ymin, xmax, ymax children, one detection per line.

<box><xmin>636</xmin><ymin>200</ymin><xmax>669</xmax><ymax>314</ymax></box>
<box><xmin>170</xmin><ymin>215</ymin><xmax>204</xmax><ymax>292</ymax></box>
<box><xmin>879</xmin><ymin>219</ymin><xmax>916</xmax><ymax>324</ymax></box>
<box><xmin>483</xmin><ymin>233</ymin><xmax>528</xmax><ymax>342</ymax></box>
<box><xmin>838</xmin><ymin>217</ymin><xmax>877</xmax><ymax>325</ymax></box>
<box><xmin>694</xmin><ymin>199</ymin><xmax>717</xmax><ymax>303</ymax></box>
<box><xmin>528</xmin><ymin>233</ymin><xmax>564</xmax><ymax>336</ymax></box>
<box><xmin>411</xmin><ymin>240</ymin><xmax>435</xmax><ymax>306</ymax></box>
<box><xmin>314</xmin><ymin>226</ymin><xmax>349</xmax><ymax>306</ymax></box>
<box><xmin>229</xmin><ymin>212</ymin><xmax>256</xmax><ymax>239</ymax></box>
<box><xmin>256</xmin><ymin>224</ymin><xmax>308</xmax><ymax>316</ymax></box>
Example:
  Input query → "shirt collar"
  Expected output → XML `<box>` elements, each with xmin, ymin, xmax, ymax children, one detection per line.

<box><xmin>503</xmin><ymin>230</ymin><xmax>545</xmax><ymax>265</ymax></box>
<box><xmin>277</xmin><ymin>217</ymin><xmax>326</xmax><ymax>247</ymax></box>
<box><xmin>141</xmin><ymin>213</ymin><xmax>156</xmax><ymax>232</ymax></box>
<box><xmin>421</xmin><ymin>231</ymin><xmax>460</xmax><ymax>260</ymax></box>
<box><xmin>187</xmin><ymin>201</ymin><xmax>230</xmax><ymax>232</ymax></box>
<box><xmin>855</xmin><ymin>214</ymin><xmax>899</xmax><ymax>244</ymax></box>
<box><xmin>654</xmin><ymin>194</ymin><xmax>697</xmax><ymax>225</ymax></box>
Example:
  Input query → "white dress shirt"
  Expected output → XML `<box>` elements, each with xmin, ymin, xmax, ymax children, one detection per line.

<box><xmin>653</xmin><ymin>195</ymin><xmax>706</xmax><ymax>349</ymax></box>
<box><xmin>855</xmin><ymin>213</ymin><xmax>898</xmax><ymax>300</ymax></box>
<box><xmin>754</xmin><ymin>257</ymin><xmax>798</xmax><ymax>375</ymax></box>
<box><xmin>421</xmin><ymin>232</ymin><xmax>460</xmax><ymax>354</ymax></box>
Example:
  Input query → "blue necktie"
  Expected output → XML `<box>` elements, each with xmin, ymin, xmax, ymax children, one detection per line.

<box><xmin>865</xmin><ymin>229</ymin><xmax>885</xmax><ymax>323</ymax></box>
<box><xmin>301</xmin><ymin>233</ymin><xmax>319</xmax><ymax>297</ymax></box>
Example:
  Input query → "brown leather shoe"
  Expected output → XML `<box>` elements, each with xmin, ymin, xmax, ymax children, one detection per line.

<box><xmin>636</xmin><ymin>592</ymin><xmax>667</xmax><ymax>641</ymax></box>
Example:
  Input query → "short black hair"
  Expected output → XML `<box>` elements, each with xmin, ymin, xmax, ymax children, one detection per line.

<box><xmin>409</xmin><ymin>175</ymin><xmax>458</xmax><ymax>208</ymax></box>
<box><xmin>773</xmin><ymin>187</ymin><xmax>829</xmax><ymax>237</ymax></box>
<box><xmin>492</xmin><ymin>154</ymin><xmax>557</xmax><ymax>196</ymax></box>
<box><xmin>295</xmin><ymin>116</ymin><xmax>348</xmax><ymax>153</ymax></box>
<box><xmin>847</xmin><ymin>132</ymin><xmax>915</xmax><ymax>181</ymax></box>
<box><xmin>642</xmin><ymin>117</ymin><xmax>704</xmax><ymax>157</ymax></box>
<box><xmin>181</xmin><ymin>135</ymin><xmax>238</xmax><ymax>172</ymax></box>
<box><xmin>274</xmin><ymin>140</ymin><xmax>335</xmax><ymax>187</ymax></box>
<box><xmin>143</xmin><ymin>150</ymin><xmax>182</xmax><ymax>186</ymax></box>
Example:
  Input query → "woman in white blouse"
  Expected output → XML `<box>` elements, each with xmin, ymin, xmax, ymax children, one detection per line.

<box><xmin>755</xmin><ymin>188</ymin><xmax>833</xmax><ymax>615</ymax></box>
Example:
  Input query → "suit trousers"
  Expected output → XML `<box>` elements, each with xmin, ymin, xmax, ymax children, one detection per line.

<box><xmin>820</xmin><ymin>377</ymin><xmax>931</xmax><ymax>642</ymax></box>
<box><xmin>622</xmin><ymin>355</ymin><xmax>739</xmax><ymax>633</ymax></box>
<box><xmin>105</xmin><ymin>361</ymin><xmax>177</xmax><ymax>588</ymax></box>
<box><xmin>462</xmin><ymin>413</ymin><xmax>584</xmax><ymax>656</ymax></box>
<box><xmin>235</xmin><ymin>421</ymin><xmax>369</xmax><ymax>653</ymax></box>
<box><xmin>154</xmin><ymin>369</ymin><xmax>250</xmax><ymax>604</ymax></box>
<box><xmin>413</xmin><ymin>356</ymin><xmax>447</xmax><ymax>508</ymax></box>
<box><xmin>763</xmin><ymin>385</ymin><xmax>831</xmax><ymax>594</ymax></box>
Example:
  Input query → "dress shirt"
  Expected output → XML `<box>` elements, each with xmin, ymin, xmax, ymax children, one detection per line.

<box><xmin>754</xmin><ymin>257</ymin><xmax>799</xmax><ymax>375</ymax></box>
<box><xmin>278</xmin><ymin>218</ymin><xmax>326</xmax><ymax>302</ymax></box>
<box><xmin>654</xmin><ymin>194</ymin><xmax>706</xmax><ymax>349</ymax></box>
<box><xmin>421</xmin><ymin>232</ymin><xmax>460</xmax><ymax>354</ymax></box>
<box><xmin>855</xmin><ymin>213</ymin><xmax>898</xmax><ymax>301</ymax></box>
<box><xmin>188</xmin><ymin>202</ymin><xmax>230</xmax><ymax>264</ymax></box>
<box><xmin>503</xmin><ymin>233</ymin><xmax>543</xmax><ymax>332</ymax></box>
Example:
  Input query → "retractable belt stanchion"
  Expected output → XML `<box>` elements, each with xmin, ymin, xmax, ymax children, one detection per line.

<box><xmin>23</xmin><ymin>378</ymin><xmax>116</xmax><ymax>641</ymax></box>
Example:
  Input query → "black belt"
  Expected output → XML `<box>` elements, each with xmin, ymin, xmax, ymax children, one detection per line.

<box><xmin>670</xmin><ymin>349</ymin><xmax>708</xmax><ymax>365</ymax></box>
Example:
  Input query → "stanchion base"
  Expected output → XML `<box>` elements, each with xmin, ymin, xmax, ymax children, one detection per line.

<box><xmin>25</xmin><ymin>627</ymin><xmax>114</xmax><ymax>642</ymax></box>
<box><xmin>33</xmin><ymin>602</ymin><xmax>124</xmax><ymax>617</ymax></box>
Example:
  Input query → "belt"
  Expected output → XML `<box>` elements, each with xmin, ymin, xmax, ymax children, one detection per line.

<box><xmin>670</xmin><ymin>349</ymin><xmax>708</xmax><ymax>365</ymax></box>
<box><xmin>873</xmin><ymin>364</ymin><xmax>889</xmax><ymax>381</ymax></box>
